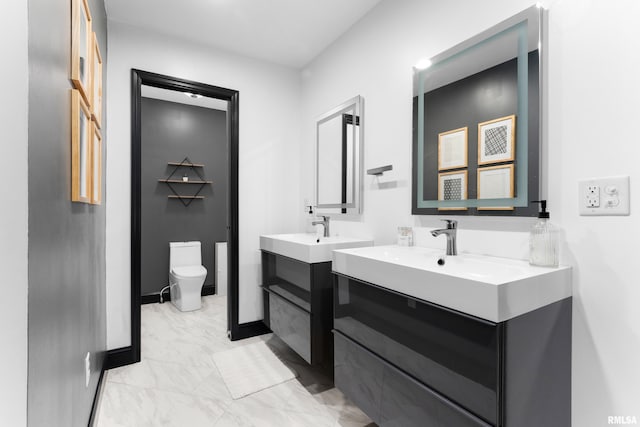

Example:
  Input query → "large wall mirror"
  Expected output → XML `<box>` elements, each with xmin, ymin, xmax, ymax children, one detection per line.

<box><xmin>316</xmin><ymin>95</ymin><xmax>364</xmax><ymax>214</ymax></box>
<box><xmin>412</xmin><ymin>5</ymin><xmax>545</xmax><ymax>216</ymax></box>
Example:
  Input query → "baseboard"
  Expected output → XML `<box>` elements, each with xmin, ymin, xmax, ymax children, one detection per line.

<box><xmin>88</xmin><ymin>368</ymin><xmax>106</xmax><ymax>426</ymax></box>
<box><xmin>141</xmin><ymin>284</ymin><xmax>216</xmax><ymax>305</ymax></box>
<box><xmin>231</xmin><ymin>320</ymin><xmax>271</xmax><ymax>341</ymax></box>
<box><xmin>105</xmin><ymin>346</ymin><xmax>138</xmax><ymax>370</ymax></box>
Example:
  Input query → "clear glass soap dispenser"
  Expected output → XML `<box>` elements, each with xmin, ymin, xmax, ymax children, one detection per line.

<box><xmin>529</xmin><ymin>200</ymin><xmax>559</xmax><ymax>267</ymax></box>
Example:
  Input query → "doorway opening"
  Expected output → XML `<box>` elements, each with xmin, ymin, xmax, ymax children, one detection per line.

<box><xmin>107</xmin><ymin>70</ymin><xmax>247</xmax><ymax>368</ymax></box>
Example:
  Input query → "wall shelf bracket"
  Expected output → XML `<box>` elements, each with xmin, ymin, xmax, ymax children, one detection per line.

<box><xmin>161</xmin><ymin>156</ymin><xmax>210</xmax><ymax>206</ymax></box>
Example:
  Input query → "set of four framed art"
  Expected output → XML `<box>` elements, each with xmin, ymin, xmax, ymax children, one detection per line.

<box><xmin>437</xmin><ymin>115</ymin><xmax>516</xmax><ymax>211</ymax></box>
<box><xmin>71</xmin><ymin>0</ymin><xmax>103</xmax><ymax>205</ymax></box>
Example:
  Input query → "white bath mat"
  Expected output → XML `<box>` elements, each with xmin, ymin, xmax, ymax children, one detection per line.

<box><xmin>213</xmin><ymin>341</ymin><xmax>297</xmax><ymax>399</ymax></box>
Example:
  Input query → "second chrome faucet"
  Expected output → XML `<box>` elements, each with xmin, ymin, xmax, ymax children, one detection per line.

<box><xmin>312</xmin><ymin>215</ymin><xmax>331</xmax><ymax>238</ymax></box>
<box><xmin>431</xmin><ymin>219</ymin><xmax>457</xmax><ymax>256</ymax></box>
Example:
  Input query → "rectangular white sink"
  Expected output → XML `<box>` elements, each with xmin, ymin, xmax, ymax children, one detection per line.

<box><xmin>332</xmin><ymin>245</ymin><xmax>572</xmax><ymax>322</ymax></box>
<box><xmin>260</xmin><ymin>233</ymin><xmax>374</xmax><ymax>264</ymax></box>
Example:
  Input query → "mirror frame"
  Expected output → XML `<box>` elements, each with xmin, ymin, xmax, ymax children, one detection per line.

<box><xmin>412</xmin><ymin>5</ymin><xmax>545</xmax><ymax>215</ymax></box>
<box><xmin>315</xmin><ymin>95</ymin><xmax>364</xmax><ymax>215</ymax></box>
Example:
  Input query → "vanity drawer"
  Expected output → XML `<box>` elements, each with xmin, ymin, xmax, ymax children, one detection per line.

<box><xmin>334</xmin><ymin>273</ymin><xmax>500</xmax><ymax>425</ymax></box>
<box><xmin>269</xmin><ymin>292</ymin><xmax>311</xmax><ymax>363</ymax></box>
<box><xmin>380</xmin><ymin>354</ymin><xmax>492</xmax><ymax>427</ymax></box>
<box><xmin>334</xmin><ymin>331</ymin><xmax>491</xmax><ymax>427</ymax></box>
<box><xmin>262</xmin><ymin>250</ymin><xmax>311</xmax><ymax>292</ymax></box>
<box><xmin>334</xmin><ymin>331</ymin><xmax>384</xmax><ymax>423</ymax></box>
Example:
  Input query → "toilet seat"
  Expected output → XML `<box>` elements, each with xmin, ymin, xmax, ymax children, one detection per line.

<box><xmin>171</xmin><ymin>265</ymin><xmax>207</xmax><ymax>278</ymax></box>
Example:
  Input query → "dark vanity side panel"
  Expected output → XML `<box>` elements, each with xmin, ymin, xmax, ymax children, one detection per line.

<box><xmin>310</xmin><ymin>262</ymin><xmax>334</xmax><ymax>373</ymax></box>
<box><xmin>262</xmin><ymin>288</ymin><xmax>270</xmax><ymax>329</ymax></box>
<box><xmin>334</xmin><ymin>274</ymin><xmax>499</xmax><ymax>424</ymax></box>
<box><xmin>269</xmin><ymin>292</ymin><xmax>311</xmax><ymax>363</ymax></box>
<box><xmin>503</xmin><ymin>298</ymin><xmax>572</xmax><ymax>427</ymax></box>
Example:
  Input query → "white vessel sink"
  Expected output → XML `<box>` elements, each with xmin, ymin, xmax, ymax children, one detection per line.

<box><xmin>260</xmin><ymin>233</ymin><xmax>374</xmax><ymax>264</ymax></box>
<box><xmin>332</xmin><ymin>245</ymin><xmax>572</xmax><ymax>322</ymax></box>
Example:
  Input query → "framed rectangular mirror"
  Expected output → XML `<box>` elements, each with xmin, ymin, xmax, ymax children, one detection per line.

<box><xmin>315</xmin><ymin>95</ymin><xmax>364</xmax><ymax>215</ymax></box>
<box><xmin>412</xmin><ymin>5</ymin><xmax>545</xmax><ymax>216</ymax></box>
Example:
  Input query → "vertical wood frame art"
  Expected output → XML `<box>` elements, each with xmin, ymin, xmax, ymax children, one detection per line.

<box><xmin>71</xmin><ymin>89</ymin><xmax>93</xmax><ymax>203</ymax></box>
<box><xmin>438</xmin><ymin>127</ymin><xmax>468</xmax><ymax>170</ymax></box>
<box><xmin>90</xmin><ymin>32</ymin><xmax>103</xmax><ymax>128</ymax></box>
<box><xmin>71</xmin><ymin>0</ymin><xmax>103</xmax><ymax>204</ymax></box>
<box><xmin>71</xmin><ymin>0</ymin><xmax>92</xmax><ymax>105</ymax></box>
<box><xmin>438</xmin><ymin>170</ymin><xmax>468</xmax><ymax>211</ymax></box>
<box><xmin>478</xmin><ymin>115</ymin><xmax>516</xmax><ymax>165</ymax></box>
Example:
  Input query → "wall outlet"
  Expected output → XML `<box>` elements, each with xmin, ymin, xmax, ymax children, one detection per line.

<box><xmin>84</xmin><ymin>352</ymin><xmax>91</xmax><ymax>388</ymax></box>
<box><xmin>579</xmin><ymin>176</ymin><xmax>630</xmax><ymax>216</ymax></box>
<box><xmin>585</xmin><ymin>185</ymin><xmax>600</xmax><ymax>207</ymax></box>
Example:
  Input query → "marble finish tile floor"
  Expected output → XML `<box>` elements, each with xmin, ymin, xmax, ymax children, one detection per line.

<box><xmin>96</xmin><ymin>295</ymin><xmax>375</xmax><ymax>427</ymax></box>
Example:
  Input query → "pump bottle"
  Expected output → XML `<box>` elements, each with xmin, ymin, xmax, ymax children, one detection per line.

<box><xmin>529</xmin><ymin>200</ymin><xmax>559</xmax><ymax>267</ymax></box>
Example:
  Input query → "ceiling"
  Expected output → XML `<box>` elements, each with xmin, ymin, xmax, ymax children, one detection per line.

<box><xmin>105</xmin><ymin>0</ymin><xmax>383</xmax><ymax>68</ymax></box>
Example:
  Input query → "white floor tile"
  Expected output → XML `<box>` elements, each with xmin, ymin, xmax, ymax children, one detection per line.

<box><xmin>97</xmin><ymin>295</ymin><xmax>374</xmax><ymax>426</ymax></box>
<box><xmin>97</xmin><ymin>382</ymin><xmax>225</xmax><ymax>427</ymax></box>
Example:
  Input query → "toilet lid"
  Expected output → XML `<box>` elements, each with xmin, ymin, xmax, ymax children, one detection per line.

<box><xmin>172</xmin><ymin>265</ymin><xmax>207</xmax><ymax>277</ymax></box>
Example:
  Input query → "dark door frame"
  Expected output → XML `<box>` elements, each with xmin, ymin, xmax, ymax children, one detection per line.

<box><xmin>106</xmin><ymin>69</ymin><xmax>266</xmax><ymax>369</ymax></box>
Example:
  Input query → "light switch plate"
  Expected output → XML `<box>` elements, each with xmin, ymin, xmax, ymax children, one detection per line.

<box><xmin>579</xmin><ymin>176</ymin><xmax>630</xmax><ymax>216</ymax></box>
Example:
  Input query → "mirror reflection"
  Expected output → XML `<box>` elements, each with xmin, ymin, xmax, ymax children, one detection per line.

<box><xmin>316</xmin><ymin>96</ymin><xmax>363</xmax><ymax>214</ymax></box>
<box><xmin>412</xmin><ymin>5</ymin><xmax>543</xmax><ymax>216</ymax></box>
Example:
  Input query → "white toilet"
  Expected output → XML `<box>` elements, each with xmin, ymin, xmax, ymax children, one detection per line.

<box><xmin>169</xmin><ymin>241</ymin><xmax>208</xmax><ymax>311</ymax></box>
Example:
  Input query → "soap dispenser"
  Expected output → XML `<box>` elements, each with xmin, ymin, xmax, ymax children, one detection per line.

<box><xmin>305</xmin><ymin>205</ymin><xmax>317</xmax><ymax>233</ymax></box>
<box><xmin>529</xmin><ymin>200</ymin><xmax>559</xmax><ymax>267</ymax></box>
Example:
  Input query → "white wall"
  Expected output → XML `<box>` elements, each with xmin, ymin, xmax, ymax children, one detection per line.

<box><xmin>0</xmin><ymin>2</ymin><xmax>28</xmax><ymax>425</ymax></box>
<box><xmin>106</xmin><ymin>22</ymin><xmax>301</xmax><ymax>349</ymax></box>
<box><xmin>300</xmin><ymin>0</ymin><xmax>640</xmax><ymax>424</ymax></box>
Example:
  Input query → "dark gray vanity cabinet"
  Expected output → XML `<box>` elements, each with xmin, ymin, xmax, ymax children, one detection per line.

<box><xmin>261</xmin><ymin>250</ymin><xmax>333</xmax><ymax>375</ymax></box>
<box><xmin>333</xmin><ymin>273</ymin><xmax>572</xmax><ymax>427</ymax></box>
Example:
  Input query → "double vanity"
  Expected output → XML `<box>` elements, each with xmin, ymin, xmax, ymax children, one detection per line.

<box><xmin>260</xmin><ymin>233</ymin><xmax>572</xmax><ymax>427</ymax></box>
<box><xmin>260</xmin><ymin>6</ymin><xmax>568</xmax><ymax>424</ymax></box>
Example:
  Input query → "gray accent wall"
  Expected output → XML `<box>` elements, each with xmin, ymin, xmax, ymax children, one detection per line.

<box><xmin>27</xmin><ymin>0</ymin><xmax>107</xmax><ymax>425</ymax></box>
<box><xmin>140</xmin><ymin>97</ymin><xmax>228</xmax><ymax>296</ymax></box>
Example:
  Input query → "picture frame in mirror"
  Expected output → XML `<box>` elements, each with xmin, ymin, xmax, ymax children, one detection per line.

<box><xmin>438</xmin><ymin>127</ymin><xmax>468</xmax><ymax>170</ymax></box>
<box><xmin>438</xmin><ymin>170</ymin><xmax>468</xmax><ymax>211</ymax></box>
<box><xmin>477</xmin><ymin>115</ymin><xmax>515</xmax><ymax>166</ymax></box>
<box><xmin>477</xmin><ymin>164</ymin><xmax>514</xmax><ymax>211</ymax></box>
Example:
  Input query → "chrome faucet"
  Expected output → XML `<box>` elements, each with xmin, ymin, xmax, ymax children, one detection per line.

<box><xmin>312</xmin><ymin>215</ymin><xmax>331</xmax><ymax>238</ymax></box>
<box><xmin>431</xmin><ymin>219</ymin><xmax>457</xmax><ymax>256</ymax></box>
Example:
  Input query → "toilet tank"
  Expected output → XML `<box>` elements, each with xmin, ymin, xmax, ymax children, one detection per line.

<box><xmin>169</xmin><ymin>241</ymin><xmax>202</xmax><ymax>270</ymax></box>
